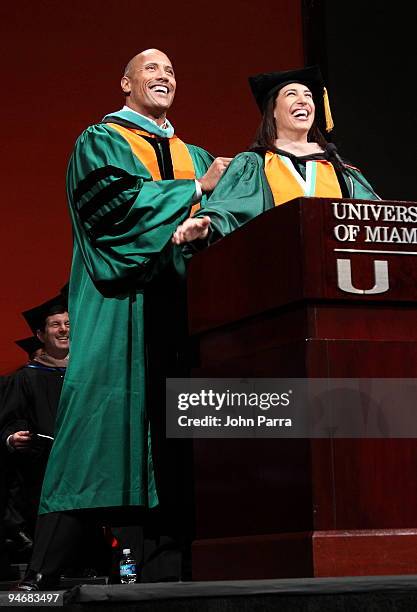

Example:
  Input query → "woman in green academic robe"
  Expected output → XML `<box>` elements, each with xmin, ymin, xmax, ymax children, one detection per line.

<box><xmin>173</xmin><ymin>65</ymin><xmax>380</xmax><ymax>246</ymax></box>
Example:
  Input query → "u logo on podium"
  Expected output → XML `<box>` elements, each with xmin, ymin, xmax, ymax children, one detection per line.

<box><xmin>336</xmin><ymin>259</ymin><xmax>389</xmax><ymax>295</ymax></box>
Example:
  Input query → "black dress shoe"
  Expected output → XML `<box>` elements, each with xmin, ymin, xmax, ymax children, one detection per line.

<box><xmin>17</xmin><ymin>570</ymin><xmax>60</xmax><ymax>591</ymax></box>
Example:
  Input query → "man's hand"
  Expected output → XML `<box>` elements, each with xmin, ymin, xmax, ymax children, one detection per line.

<box><xmin>172</xmin><ymin>216</ymin><xmax>211</xmax><ymax>245</ymax></box>
<box><xmin>199</xmin><ymin>157</ymin><xmax>232</xmax><ymax>193</ymax></box>
<box><xmin>9</xmin><ymin>431</ymin><xmax>33</xmax><ymax>451</ymax></box>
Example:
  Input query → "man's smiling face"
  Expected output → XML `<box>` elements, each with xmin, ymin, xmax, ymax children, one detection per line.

<box><xmin>37</xmin><ymin>312</ymin><xmax>70</xmax><ymax>356</ymax></box>
<box><xmin>121</xmin><ymin>49</ymin><xmax>176</xmax><ymax>123</ymax></box>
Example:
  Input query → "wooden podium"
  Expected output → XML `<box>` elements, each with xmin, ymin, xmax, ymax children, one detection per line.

<box><xmin>186</xmin><ymin>197</ymin><xmax>417</xmax><ymax>580</ymax></box>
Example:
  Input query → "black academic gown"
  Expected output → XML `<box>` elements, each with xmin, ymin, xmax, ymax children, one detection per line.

<box><xmin>0</xmin><ymin>362</ymin><xmax>65</xmax><ymax>533</ymax></box>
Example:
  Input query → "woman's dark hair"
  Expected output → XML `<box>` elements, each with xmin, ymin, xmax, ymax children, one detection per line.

<box><xmin>249</xmin><ymin>93</ymin><xmax>329</xmax><ymax>154</ymax></box>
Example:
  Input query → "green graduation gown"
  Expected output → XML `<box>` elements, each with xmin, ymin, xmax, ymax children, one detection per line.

<box><xmin>190</xmin><ymin>150</ymin><xmax>380</xmax><ymax>243</ymax></box>
<box><xmin>39</xmin><ymin>116</ymin><xmax>213</xmax><ymax>514</ymax></box>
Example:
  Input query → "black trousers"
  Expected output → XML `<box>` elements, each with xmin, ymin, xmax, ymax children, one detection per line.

<box><xmin>28</xmin><ymin>510</ymin><xmax>189</xmax><ymax>582</ymax></box>
<box><xmin>29</xmin><ymin>512</ymin><xmax>98</xmax><ymax>576</ymax></box>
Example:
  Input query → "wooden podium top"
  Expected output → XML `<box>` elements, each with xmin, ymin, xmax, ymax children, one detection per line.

<box><xmin>187</xmin><ymin>197</ymin><xmax>417</xmax><ymax>334</ymax></box>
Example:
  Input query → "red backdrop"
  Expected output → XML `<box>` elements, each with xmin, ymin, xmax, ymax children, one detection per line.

<box><xmin>0</xmin><ymin>0</ymin><xmax>303</xmax><ymax>374</ymax></box>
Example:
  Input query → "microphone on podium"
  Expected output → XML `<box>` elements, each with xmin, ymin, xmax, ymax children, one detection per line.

<box><xmin>325</xmin><ymin>142</ymin><xmax>381</xmax><ymax>200</ymax></box>
<box><xmin>325</xmin><ymin>142</ymin><xmax>345</xmax><ymax>168</ymax></box>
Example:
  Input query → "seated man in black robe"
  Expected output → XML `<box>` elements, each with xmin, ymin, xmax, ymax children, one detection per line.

<box><xmin>0</xmin><ymin>295</ymin><xmax>69</xmax><ymax>536</ymax></box>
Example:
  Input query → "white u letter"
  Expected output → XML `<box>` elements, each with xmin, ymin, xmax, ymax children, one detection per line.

<box><xmin>336</xmin><ymin>259</ymin><xmax>389</xmax><ymax>295</ymax></box>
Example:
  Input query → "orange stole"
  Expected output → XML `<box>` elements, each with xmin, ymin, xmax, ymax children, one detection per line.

<box><xmin>107</xmin><ymin>123</ymin><xmax>198</xmax><ymax>216</ymax></box>
<box><xmin>264</xmin><ymin>151</ymin><xmax>342</xmax><ymax>206</ymax></box>
<box><xmin>107</xmin><ymin>122</ymin><xmax>196</xmax><ymax>180</ymax></box>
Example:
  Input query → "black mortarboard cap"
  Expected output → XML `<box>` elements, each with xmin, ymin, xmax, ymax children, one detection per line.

<box><xmin>248</xmin><ymin>65</ymin><xmax>334</xmax><ymax>132</ymax></box>
<box><xmin>22</xmin><ymin>294</ymin><xmax>68</xmax><ymax>335</ymax></box>
<box><xmin>15</xmin><ymin>336</ymin><xmax>43</xmax><ymax>357</ymax></box>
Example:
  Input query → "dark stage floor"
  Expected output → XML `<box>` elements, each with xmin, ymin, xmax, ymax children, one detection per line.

<box><xmin>2</xmin><ymin>574</ymin><xmax>417</xmax><ymax>611</ymax></box>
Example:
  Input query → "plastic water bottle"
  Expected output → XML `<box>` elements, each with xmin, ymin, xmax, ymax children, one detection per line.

<box><xmin>119</xmin><ymin>548</ymin><xmax>137</xmax><ymax>584</ymax></box>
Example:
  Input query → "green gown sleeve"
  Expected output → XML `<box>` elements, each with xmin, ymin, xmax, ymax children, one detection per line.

<box><xmin>182</xmin><ymin>153</ymin><xmax>380</xmax><ymax>258</ymax></box>
<box><xmin>67</xmin><ymin>124</ymin><xmax>200</xmax><ymax>287</ymax></box>
<box><xmin>183</xmin><ymin>152</ymin><xmax>274</xmax><ymax>255</ymax></box>
<box><xmin>186</xmin><ymin>144</ymin><xmax>214</xmax><ymax>183</ymax></box>
<box><xmin>343</xmin><ymin>166</ymin><xmax>381</xmax><ymax>200</ymax></box>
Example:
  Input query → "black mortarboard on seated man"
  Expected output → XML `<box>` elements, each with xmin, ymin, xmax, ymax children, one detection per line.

<box><xmin>22</xmin><ymin>294</ymin><xmax>68</xmax><ymax>336</ymax></box>
<box><xmin>15</xmin><ymin>337</ymin><xmax>43</xmax><ymax>358</ymax></box>
<box><xmin>248</xmin><ymin>64</ymin><xmax>334</xmax><ymax>132</ymax></box>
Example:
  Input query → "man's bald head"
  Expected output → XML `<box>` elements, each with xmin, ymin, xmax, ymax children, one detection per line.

<box><xmin>121</xmin><ymin>49</ymin><xmax>176</xmax><ymax>124</ymax></box>
<box><xmin>124</xmin><ymin>48</ymin><xmax>172</xmax><ymax>77</ymax></box>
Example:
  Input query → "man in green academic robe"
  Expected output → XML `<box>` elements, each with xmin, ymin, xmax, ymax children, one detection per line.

<box><xmin>19</xmin><ymin>48</ymin><xmax>231</xmax><ymax>590</ymax></box>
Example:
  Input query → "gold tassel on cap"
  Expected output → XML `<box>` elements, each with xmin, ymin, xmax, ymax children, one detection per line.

<box><xmin>323</xmin><ymin>87</ymin><xmax>334</xmax><ymax>133</ymax></box>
